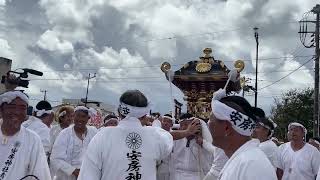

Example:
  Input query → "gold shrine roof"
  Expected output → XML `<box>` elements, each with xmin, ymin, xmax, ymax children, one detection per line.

<box><xmin>161</xmin><ymin>48</ymin><xmax>245</xmax><ymax>82</ymax></box>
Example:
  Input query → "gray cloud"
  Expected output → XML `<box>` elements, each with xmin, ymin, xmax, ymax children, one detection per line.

<box><xmin>1</xmin><ymin>0</ymin><xmax>317</xmax><ymax>114</ymax></box>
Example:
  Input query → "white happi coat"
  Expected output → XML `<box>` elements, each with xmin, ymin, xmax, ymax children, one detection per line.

<box><xmin>22</xmin><ymin>116</ymin><xmax>51</xmax><ymax>154</ymax></box>
<box><xmin>204</xmin><ymin>147</ymin><xmax>228</xmax><ymax>180</ymax></box>
<box><xmin>156</xmin><ymin>128</ymin><xmax>173</xmax><ymax>180</ymax></box>
<box><xmin>0</xmin><ymin>126</ymin><xmax>51</xmax><ymax>180</ymax></box>
<box><xmin>50</xmin><ymin>125</ymin><xmax>98</xmax><ymax>180</ymax></box>
<box><xmin>259</xmin><ymin>139</ymin><xmax>278</xmax><ymax>168</ymax></box>
<box><xmin>50</xmin><ymin>124</ymin><xmax>63</xmax><ymax>150</ymax></box>
<box><xmin>316</xmin><ymin>165</ymin><xmax>320</xmax><ymax>180</ymax></box>
<box><xmin>170</xmin><ymin>137</ymin><xmax>213</xmax><ymax>180</ymax></box>
<box><xmin>219</xmin><ymin>139</ymin><xmax>277</xmax><ymax>180</ymax></box>
<box><xmin>78</xmin><ymin>117</ymin><xmax>173</xmax><ymax>180</ymax></box>
<box><xmin>157</xmin><ymin>150</ymin><xmax>172</xmax><ymax>180</ymax></box>
<box><xmin>276</xmin><ymin>142</ymin><xmax>320</xmax><ymax>180</ymax></box>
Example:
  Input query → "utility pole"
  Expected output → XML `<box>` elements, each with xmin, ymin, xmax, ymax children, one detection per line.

<box><xmin>40</xmin><ymin>89</ymin><xmax>48</xmax><ymax>101</ymax></box>
<box><xmin>299</xmin><ymin>4</ymin><xmax>320</xmax><ymax>137</ymax></box>
<box><xmin>85</xmin><ymin>73</ymin><xmax>96</xmax><ymax>106</ymax></box>
<box><xmin>254</xmin><ymin>27</ymin><xmax>259</xmax><ymax>108</ymax></box>
<box><xmin>314</xmin><ymin>5</ymin><xmax>320</xmax><ymax>137</ymax></box>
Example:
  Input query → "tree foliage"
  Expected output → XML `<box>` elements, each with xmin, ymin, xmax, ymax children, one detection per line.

<box><xmin>270</xmin><ymin>88</ymin><xmax>314</xmax><ymax>141</ymax></box>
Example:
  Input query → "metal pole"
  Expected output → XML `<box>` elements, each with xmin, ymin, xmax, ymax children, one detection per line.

<box><xmin>312</xmin><ymin>5</ymin><xmax>320</xmax><ymax>137</ymax></box>
<box><xmin>40</xmin><ymin>90</ymin><xmax>47</xmax><ymax>101</ymax></box>
<box><xmin>84</xmin><ymin>73</ymin><xmax>96</xmax><ymax>106</ymax></box>
<box><xmin>254</xmin><ymin>27</ymin><xmax>259</xmax><ymax>108</ymax></box>
<box><xmin>85</xmin><ymin>74</ymin><xmax>90</xmax><ymax>106</ymax></box>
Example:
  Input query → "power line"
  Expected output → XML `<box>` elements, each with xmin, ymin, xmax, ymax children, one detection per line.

<box><xmin>119</xmin><ymin>20</ymin><xmax>299</xmax><ymax>44</ymax></box>
<box><xmin>258</xmin><ymin>56</ymin><xmax>315</xmax><ymax>90</ymax></box>
<box><xmin>127</xmin><ymin>28</ymin><xmax>243</xmax><ymax>44</ymax></box>
<box><xmin>38</xmin><ymin>55</ymin><xmax>313</xmax><ymax>73</ymax></box>
<box><xmin>29</xmin><ymin>63</ymin><xmax>315</xmax><ymax>82</ymax></box>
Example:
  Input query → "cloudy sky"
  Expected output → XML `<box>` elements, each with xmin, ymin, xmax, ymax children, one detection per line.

<box><xmin>0</xmin><ymin>0</ymin><xmax>317</xmax><ymax>115</ymax></box>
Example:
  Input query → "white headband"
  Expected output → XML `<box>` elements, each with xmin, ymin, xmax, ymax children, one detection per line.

<box><xmin>104</xmin><ymin>118</ymin><xmax>118</xmax><ymax>124</ymax></box>
<box><xmin>0</xmin><ymin>91</ymin><xmax>29</xmax><ymax>105</ymax></box>
<box><xmin>258</xmin><ymin>122</ymin><xmax>274</xmax><ymax>139</ymax></box>
<box><xmin>35</xmin><ymin>108</ymin><xmax>53</xmax><ymax>117</ymax></box>
<box><xmin>118</xmin><ymin>102</ymin><xmax>150</xmax><ymax>118</ymax></box>
<box><xmin>258</xmin><ymin>119</ymin><xmax>277</xmax><ymax>138</ymax></box>
<box><xmin>74</xmin><ymin>106</ymin><xmax>97</xmax><ymax>118</ymax></box>
<box><xmin>162</xmin><ymin>115</ymin><xmax>175</xmax><ymax>124</ymax></box>
<box><xmin>212</xmin><ymin>100</ymin><xmax>255</xmax><ymax>136</ymax></box>
<box><xmin>58</xmin><ymin>110</ymin><xmax>67</xmax><ymax>117</ymax></box>
<box><xmin>178</xmin><ymin>117</ymin><xmax>193</xmax><ymax>123</ymax></box>
<box><xmin>288</xmin><ymin>122</ymin><xmax>307</xmax><ymax>135</ymax></box>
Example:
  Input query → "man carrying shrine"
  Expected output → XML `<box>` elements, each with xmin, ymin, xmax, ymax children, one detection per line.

<box><xmin>208</xmin><ymin>89</ymin><xmax>277</xmax><ymax>180</ymax></box>
<box><xmin>78</xmin><ymin>90</ymin><xmax>173</xmax><ymax>180</ymax></box>
<box><xmin>170</xmin><ymin>113</ymin><xmax>213</xmax><ymax>180</ymax></box>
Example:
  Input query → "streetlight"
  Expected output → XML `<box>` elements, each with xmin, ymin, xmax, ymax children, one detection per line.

<box><xmin>85</xmin><ymin>73</ymin><xmax>96</xmax><ymax>106</ymax></box>
<box><xmin>254</xmin><ymin>27</ymin><xmax>259</xmax><ymax>108</ymax></box>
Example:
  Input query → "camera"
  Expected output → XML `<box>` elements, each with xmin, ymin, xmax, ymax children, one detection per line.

<box><xmin>1</xmin><ymin>68</ymin><xmax>43</xmax><ymax>88</ymax></box>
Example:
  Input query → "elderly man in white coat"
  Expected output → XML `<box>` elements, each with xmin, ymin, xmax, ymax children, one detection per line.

<box><xmin>78</xmin><ymin>90</ymin><xmax>173</xmax><ymax>180</ymax></box>
<box><xmin>156</xmin><ymin>113</ymin><xmax>204</xmax><ymax>180</ymax></box>
<box><xmin>207</xmin><ymin>89</ymin><xmax>277</xmax><ymax>180</ymax></box>
<box><xmin>50</xmin><ymin>106</ymin><xmax>98</xmax><ymax>180</ymax></box>
<box><xmin>251</xmin><ymin>108</ymin><xmax>278</xmax><ymax>168</ymax></box>
<box><xmin>170</xmin><ymin>113</ymin><xmax>213</xmax><ymax>180</ymax></box>
<box><xmin>0</xmin><ymin>90</ymin><xmax>51</xmax><ymax>180</ymax></box>
<box><xmin>22</xmin><ymin>100</ymin><xmax>54</xmax><ymax>159</ymax></box>
<box><xmin>276</xmin><ymin>122</ymin><xmax>320</xmax><ymax>180</ymax></box>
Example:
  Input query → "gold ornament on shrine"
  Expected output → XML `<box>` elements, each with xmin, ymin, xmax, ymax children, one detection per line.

<box><xmin>195</xmin><ymin>48</ymin><xmax>213</xmax><ymax>73</ymax></box>
<box><xmin>161</xmin><ymin>62</ymin><xmax>171</xmax><ymax>73</ymax></box>
<box><xmin>234</xmin><ymin>60</ymin><xmax>245</xmax><ymax>72</ymax></box>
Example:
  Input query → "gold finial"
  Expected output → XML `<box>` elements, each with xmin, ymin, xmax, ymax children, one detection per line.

<box><xmin>234</xmin><ymin>60</ymin><xmax>245</xmax><ymax>72</ymax></box>
<box><xmin>160</xmin><ymin>62</ymin><xmax>171</xmax><ymax>73</ymax></box>
<box><xmin>203</xmin><ymin>48</ymin><xmax>212</xmax><ymax>58</ymax></box>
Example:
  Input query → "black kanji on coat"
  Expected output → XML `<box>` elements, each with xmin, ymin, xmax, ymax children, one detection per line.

<box><xmin>125</xmin><ymin>172</ymin><xmax>142</xmax><ymax>180</ymax></box>
<box><xmin>126</xmin><ymin>150</ymin><xmax>142</xmax><ymax>180</ymax></box>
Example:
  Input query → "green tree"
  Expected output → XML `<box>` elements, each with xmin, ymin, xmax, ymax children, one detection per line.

<box><xmin>270</xmin><ymin>88</ymin><xmax>314</xmax><ymax>141</ymax></box>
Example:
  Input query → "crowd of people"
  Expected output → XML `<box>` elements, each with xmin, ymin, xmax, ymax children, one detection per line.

<box><xmin>0</xmin><ymin>88</ymin><xmax>320</xmax><ymax>180</ymax></box>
